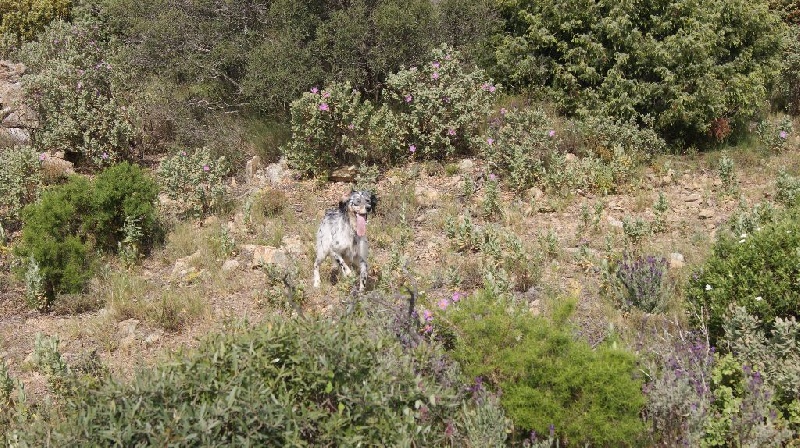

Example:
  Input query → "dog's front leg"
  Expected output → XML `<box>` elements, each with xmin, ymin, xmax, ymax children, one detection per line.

<box><xmin>331</xmin><ymin>253</ymin><xmax>352</xmax><ymax>276</ymax></box>
<box><xmin>358</xmin><ymin>238</ymin><xmax>368</xmax><ymax>291</ymax></box>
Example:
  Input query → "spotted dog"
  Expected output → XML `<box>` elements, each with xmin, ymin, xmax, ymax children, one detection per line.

<box><xmin>313</xmin><ymin>190</ymin><xmax>377</xmax><ymax>291</ymax></box>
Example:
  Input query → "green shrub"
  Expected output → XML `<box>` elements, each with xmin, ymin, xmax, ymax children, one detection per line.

<box><xmin>157</xmin><ymin>147</ymin><xmax>228</xmax><ymax>218</ymax></box>
<box><xmin>284</xmin><ymin>82</ymin><xmax>380</xmax><ymax>176</ymax></box>
<box><xmin>90</xmin><ymin>162</ymin><xmax>158</xmax><ymax>252</ymax></box>
<box><xmin>443</xmin><ymin>290</ymin><xmax>647</xmax><ymax>445</ymax></box>
<box><xmin>385</xmin><ymin>44</ymin><xmax>497</xmax><ymax>160</ymax></box>
<box><xmin>480</xmin><ymin>107</ymin><xmax>555</xmax><ymax>191</ymax></box>
<box><xmin>492</xmin><ymin>0</ymin><xmax>785</xmax><ymax>145</ymax></box>
<box><xmin>0</xmin><ymin>145</ymin><xmax>41</xmax><ymax>231</ymax></box>
<box><xmin>687</xmin><ymin>210</ymin><xmax>800</xmax><ymax>346</ymax></box>
<box><xmin>722</xmin><ymin>306</ymin><xmax>800</xmax><ymax>417</ymax></box>
<box><xmin>18</xmin><ymin>19</ymin><xmax>136</xmax><ymax>168</ymax></box>
<box><xmin>0</xmin><ymin>0</ymin><xmax>71</xmax><ymax>44</ymax></box>
<box><xmin>16</xmin><ymin>176</ymin><xmax>94</xmax><ymax>307</ymax></box>
<box><xmin>776</xmin><ymin>169</ymin><xmax>800</xmax><ymax>207</ymax></box>
<box><xmin>12</xmin><ymin>314</ymin><xmax>510</xmax><ymax>446</ymax></box>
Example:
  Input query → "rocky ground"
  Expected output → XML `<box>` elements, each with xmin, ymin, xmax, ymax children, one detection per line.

<box><xmin>1</xmin><ymin>142</ymin><xmax>797</xmax><ymax>403</ymax></box>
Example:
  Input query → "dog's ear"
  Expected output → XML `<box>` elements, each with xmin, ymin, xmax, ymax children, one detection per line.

<box><xmin>338</xmin><ymin>191</ymin><xmax>351</xmax><ymax>212</ymax></box>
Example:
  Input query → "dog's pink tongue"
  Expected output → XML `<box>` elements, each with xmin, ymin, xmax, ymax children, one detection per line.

<box><xmin>356</xmin><ymin>214</ymin><xmax>367</xmax><ymax>236</ymax></box>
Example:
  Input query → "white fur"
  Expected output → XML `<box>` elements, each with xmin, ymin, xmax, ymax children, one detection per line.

<box><xmin>313</xmin><ymin>191</ymin><xmax>375</xmax><ymax>291</ymax></box>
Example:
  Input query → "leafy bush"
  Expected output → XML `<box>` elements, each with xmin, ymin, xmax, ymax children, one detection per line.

<box><xmin>157</xmin><ymin>147</ymin><xmax>228</xmax><ymax>218</ymax></box>
<box><xmin>286</xmin><ymin>45</ymin><xmax>498</xmax><ymax>175</ymax></box>
<box><xmin>480</xmin><ymin>107</ymin><xmax>556</xmax><ymax>191</ymax></box>
<box><xmin>443</xmin><ymin>290</ymin><xmax>646</xmax><ymax>445</ymax></box>
<box><xmin>755</xmin><ymin>116</ymin><xmax>794</xmax><ymax>152</ymax></box>
<box><xmin>385</xmin><ymin>44</ymin><xmax>497</xmax><ymax>160</ymax></box>
<box><xmin>776</xmin><ymin>169</ymin><xmax>800</xmax><ymax>207</ymax></box>
<box><xmin>609</xmin><ymin>253</ymin><xmax>669</xmax><ymax>313</ymax></box>
<box><xmin>0</xmin><ymin>0</ymin><xmax>70</xmax><ymax>44</ymax></box>
<box><xmin>16</xmin><ymin>176</ymin><xmax>94</xmax><ymax>307</ymax></box>
<box><xmin>686</xmin><ymin>210</ymin><xmax>800</xmax><ymax>346</ymax></box>
<box><xmin>18</xmin><ymin>19</ymin><xmax>136</xmax><ymax>168</ymax></box>
<box><xmin>492</xmin><ymin>0</ymin><xmax>785</xmax><ymax>145</ymax></box>
<box><xmin>285</xmin><ymin>82</ymin><xmax>381</xmax><ymax>176</ymax></box>
<box><xmin>90</xmin><ymin>162</ymin><xmax>158</xmax><ymax>252</ymax></box>
<box><xmin>0</xmin><ymin>145</ymin><xmax>41</xmax><ymax>231</ymax></box>
<box><xmin>642</xmin><ymin>331</ymin><xmax>792</xmax><ymax>446</ymax></box>
<box><xmin>11</xmin><ymin>314</ymin><xmax>510</xmax><ymax>446</ymax></box>
<box><xmin>722</xmin><ymin>306</ymin><xmax>800</xmax><ymax>417</ymax></box>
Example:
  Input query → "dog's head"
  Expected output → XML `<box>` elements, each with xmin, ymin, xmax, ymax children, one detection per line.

<box><xmin>339</xmin><ymin>190</ymin><xmax>376</xmax><ymax>237</ymax></box>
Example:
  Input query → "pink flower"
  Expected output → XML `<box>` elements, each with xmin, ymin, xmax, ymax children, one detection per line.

<box><xmin>481</xmin><ymin>83</ymin><xmax>490</xmax><ymax>91</ymax></box>
<box><xmin>322</xmin><ymin>91</ymin><xmax>330</xmax><ymax>98</ymax></box>
<box><xmin>180</xmin><ymin>151</ymin><xmax>187</xmax><ymax>156</ymax></box>
<box><xmin>432</xmin><ymin>61</ymin><xmax>440</xmax><ymax>69</ymax></box>
<box><xmin>780</xmin><ymin>130</ymin><xmax>788</xmax><ymax>139</ymax></box>
<box><xmin>432</xmin><ymin>72</ymin><xmax>439</xmax><ymax>80</ymax></box>
<box><xmin>500</xmin><ymin>108</ymin><xmax>507</xmax><ymax>115</ymax></box>
<box><xmin>319</xmin><ymin>103</ymin><xmax>329</xmax><ymax>111</ymax></box>
<box><xmin>548</xmin><ymin>129</ymin><xmax>556</xmax><ymax>138</ymax></box>
<box><xmin>489</xmin><ymin>173</ymin><xmax>497</xmax><ymax>181</ymax></box>
<box><xmin>310</xmin><ymin>87</ymin><xmax>319</xmax><ymax>94</ymax></box>
<box><xmin>422</xmin><ymin>309</ymin><xmax>433</xmax><ymax>322</ymax></box>
<box><xmin>347</xmin><ymin>123</ymin><xmax>355</xmax><ymax>130</ymax></box>
<box><xmin>77</xmin><ymin>81</ymin><xmax>83</xmax><ymax>89</ymax></box>
<box><xmin>487</xmin><ymin>138</ymin><xmax>494</xmax><ymax>145</ymax></box>
<box><xmin>101</xmin><ymin>152</ymin><xmax>109</xmax><ymax>160</ymax></box>
<box><xmin>39</xmin><ymin>153</ymin><xmax>47</xmax><ymax>161</ymax></box>
<box><xmin>438</xmin><ymin>298</ymin><xmax>450</xmax><ymax>310</ymax></box>
<box><xmin>445</xmin><ymin>54</ymin><xmax>452</xmax><ymax>60</ymax></box>
<box><xmin>452</xmin><ymin>292</ymin><xmax>462</xmax><ymax>302</ymax></box>
<box><xmin>489</xmin><ymin>85</ymin><xmax>496</xmax><ymax>93</ymax></box>
<box><xmin>448</xmin><ymin>128</ymin><xmax>456</xmax><ymax>136</ymax></box>
<box><xmin>423</xmin><ymin>324</ymin><xmax>433</xmax><ymax>334</ymax></box>
<box><xmin>405</xmin><ymin>94</ymin><xmax>413</xmax><ymax>103</ymax></box>
<box><xmin>203</xmin><ymin>165</ymin><xmax>210</xmax><ymax>172</ymax></box>
<box><xmin>409</xmin><ymin>144</ymin><xmax>416</xmax><ymax>153</ymax></box>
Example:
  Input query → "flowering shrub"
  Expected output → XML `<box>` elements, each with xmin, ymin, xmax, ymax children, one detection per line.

<box><xmin>0</xmin><ymin>145</ymin><xmax>41</xmax><ymax>231</ymax></box>
<box><xmin>444</xmin><ymin>291</ymin><xmax>646</xmax><ymax>445</ymax></box>
<box><xmin>642</xmin><ymin>331</ymin><xmax>792</xmax><ymax>446</ymax></box>
<box><xmin>385</xmin><ymin>44</ymin><xmax>497</xmax><ymax>160</ymax></box>
<box><xmin>0</xmin><ymin>0</ymin><xmax>71</xmax><ymax>44</ymax></box>
<box><xmin>158</xmin><ymin>147</ymin><xmax>228</xmax><ymax>218</ymax></box>
<box><xmin>756</xmin><ymin>117</ymin><xmax>794</xmax><ymax>152</ymax></box>
<box><xmin>284</xmin><ymin>82</ymin><xmax>383</xmax><ymax>176</ymax></box>
<box><xmin>614</xmin><ymin>254</ymin><xmax>668</xmax><ymax>313</ymax></box>
<box><xmin>19</xmin><ymin>20</ymin><xmax>136</xmax><ymax>168</ymax></box>
<box><xmin>479</xmin><ymin>107</ymin><xmax>555</xmax><ymax>191</ymax></box>
<box><xmin>723</xmin><ymin>306</ymin><xmax>800</xmax><ymax>419</ymax></box>
<box><xmin>687</xmin><ymin>210</ymin><xmax>800</xmax><ymax>345</ymax></box>
<box><xmin>10</xmin><ymin>313</ymin><xmax>510</xmax><ymax>446</ymax></box>
<box><xmin>285</xmin><ymin>45</ymin><xmax>497</xmax><ymax>176</ymax></box>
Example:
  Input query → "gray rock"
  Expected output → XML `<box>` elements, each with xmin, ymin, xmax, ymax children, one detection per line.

<box><xmin>222</xmin><ymin>259</ymin><xmax>240</xmax><ymax>272</ymax></box>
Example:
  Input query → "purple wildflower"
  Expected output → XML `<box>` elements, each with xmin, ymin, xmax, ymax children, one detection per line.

<box><xmin>489</xmin><ymin>85</ymin><xmax>496</xmax><ymax>93</ymax></box>
<box><xmin>101</xmin><ymin>152</ymin><xmax>109</xmax><ymax>160</ymax></box>
<box><xmin>548</xmin><ymin>129</ymin><xmax>556</xmax><ymax>138</ymax></box>
<box><xmin>310</xmin><ymin>87</ymin><xmax>319</xmax><ymax>94</ymax></box>
<box><xmin>432</xmin><ymin>61</ymin><xmax>440</xmax><ymax>69</ymax></box>
<box><xmin>500</xmin><ymin>108</ymin><xmax>507</xmax><ymax>115</ymax></box>
<box><xmin>432</xmin><ymin>72</ymin><xmax>440</xmax><ymax>80</ymax></box>
<box><xmin>489</xmin><ymin>173</ymin><xmax>497</xmax><ymax>181</ymax></box>
<box><xmin>780</xmin><ymin>130</ymin><xmax>788</xmax><ymax>139</ymax></box>
<box><xmin>409</xmin><ymin>144</ymin><xmax>416</xmax><ymax>153</ymax></box>
<box><xmin>452</xmin><ymin>292</ymin><xmax>462</xmax><ymax>302</ymax></box>
<box><xmin>422</xmin><ymin>309</ymin><xmax>433</xmax><ymax>322</ymax></box>
<box><xmin>438</xmin><ymin>298</ymin><xmax>450</xmax><ymax>310</ymax></box>
<box><xmin>322</xmin><ymin>91</ymin><xmax>330</xmax><ymax>98</ymax></box>
<box><xmin>203</xmin><ymin>165</ymin><xmax>210</xmax><ymax>172</ymax></box>
<box><xmin>39</xmin><ymin>153</ymin><xmax>47</xmax><ymax>161</ymax></box>
<box><xmin>448</xmin><ymin>128</ymin><xmax>456</xmax><ymax>136</ymax></box>
<box><xmin>487</xmin><ymin>138</ymin><xmax>494</xmax><ymax>145</ymax></box>
<box><xmin>405</xmin><ymin>94</ymin><xmax>413</xmax><ymax>103</ymax></box>
<box><xmin>319</xmin><ymin>103</ymin><xmax>329</xmax><ymax>111</ymax></box>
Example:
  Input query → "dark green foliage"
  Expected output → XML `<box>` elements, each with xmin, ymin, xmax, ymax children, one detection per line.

<box><xmin>16</xmin><ymin>176</ymin><xmax>94</xmax><ymax>303</ymax></box>
<box><xmin>687</xmin><ymin>210</ymin><xmax>800</xmax><ymax>347</ymax></box>
<box><xmin>16</xmin><ymin>164</ymin><xmax>158</xmax><ymax>308</ymax></box>
<box><xmin>90</xmin><ymin>162</ymin><xmax>158</xmax><ymax>251</ymax></box>
<box><xmin>445</xmin><ymin>290</ymin><xmax>647</xmax><ymax>445</ymax></box>
<box><xmin>0</xmin><ymin>145</ymin><xmax>41</xmax><ymax>232</ymax></box>
<box><xmin>12</xmin><ymin>314</ymin><xmax>509</xmax><ymax>446</ymax></box>
<box><xmin>492</xmin><ymin>0</ymin><xmax>786</xmax><ymax>146</ymax></box>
